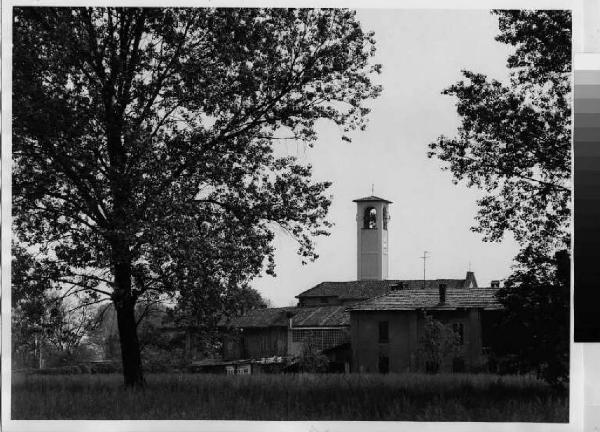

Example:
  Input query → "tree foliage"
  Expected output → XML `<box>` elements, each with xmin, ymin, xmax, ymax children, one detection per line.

<box><xmin>417</xmin><ymin>314</ymin><xmax>462</xmax><ymax>373</ymax></box>
<box><xmin>490</xmin><ymin>248</ymin><xmax>570</xmax><ymax>387</ymax></box>
<box><xmin>12</xmin><ymin>243</ymin><xmax>100</xmax><ymax>368</ymax></box>
<box><xmin>428</xmin><ymin>10</ymin><xmax>571</xmax><ymax>252</ymax></box>
<box><xmin>12</xmin><ymin>243</ymin><xmax>55</xmax><ymax>368</ymax></box>
<box><xmin>295</xmin><ymin>341</ymin><xmax>330</xmax><ymax>373</ymax></box>
<box><xmin>172</xmin><ymin>281</ymin><xmax>267</xmax><ymax>348</ymax></box>
<box><xmin>92</xmin><ymin>284</ymin><xmax>270</xmax><ymax>365</ymax></box>
<box><xmin>13</xmin><ymin>7</ymin><xmax>381</xmax><ymax>386</ymax></box>
<box><xmin>429</xmin><ymin>10</ymin><xmax>571</xmax><ymax>386</ymax></box>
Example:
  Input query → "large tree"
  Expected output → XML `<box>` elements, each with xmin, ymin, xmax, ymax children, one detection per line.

<box><xmin>429</xmin><ymin>10</ymin><xmax>571</xmax><ymax>252</ymax></box>
<box><xmin>12</xmin><ymin>243</ymin><xmax>99</xmax><ymax>368</ymax></box>
<box><xmin>11</xmin><ymin>243</ymin><xmax>57</xmax><ymax>369</ymax></box>
<box><xmin>13</xmin><ymin>7</ymin><xmax>381</xmax><ymax>387</ymax></box>
<box><xmin>428</xmin><ymin>10</ymin><xmax>571</xmax><ymax>385</ymax></box>
<box><xmin>492</xmin><ymin>248</ymin><xmax>570</xmax><ymax>386</ymax></box>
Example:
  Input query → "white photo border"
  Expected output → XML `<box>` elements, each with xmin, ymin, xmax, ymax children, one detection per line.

<box><xmin>1</xmin><ymin>1</ymin><xmax>584</xmax><ymax>431</ymax></box>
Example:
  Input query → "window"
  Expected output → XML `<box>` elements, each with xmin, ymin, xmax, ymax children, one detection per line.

<box><xmin>378</xmin><ymin>355</ymin><xmax>390</xmax><ymax>374</ymax></box>
<box><xmin>320</xmin><ymin>297</ymin><xmax>328</xmax><ymax>304</ymax></box>
<box><xmin>291</xmin><ymin>328</ymin><xmax>350</xmax><ymax>352</ymax></box>
<box><xmin>383</xmin><ymin>206</ymin><xmax>388</xmax><ymax>230</ymax></box>
<box><xmin>378</xmin><ymin>321</ymin><xmax>389</xmax><ymax>343</ymax></box>
<box><xmin>453</xmin><ymin>323</ymin><xmax>464</xmax><ymax>345</ymax></box>
<box><xmin>363</xmin><ymin>207</ymin><xmax>377</xmax><ymax>229</ymax></box>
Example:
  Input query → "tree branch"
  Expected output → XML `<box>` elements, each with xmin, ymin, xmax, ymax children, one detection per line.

<box><xmin>67</xmin><ymin>297</ymin><xmax>111</xmax><ymax>313</ymax></box>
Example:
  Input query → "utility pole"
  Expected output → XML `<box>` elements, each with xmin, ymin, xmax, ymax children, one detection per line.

<box><xmin>420</xmin><ymin>251</ymin><xmax>429</xmax><ymax>289</ymax></box>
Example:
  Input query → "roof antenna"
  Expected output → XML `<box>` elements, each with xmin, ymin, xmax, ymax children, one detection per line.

<box><xmin>420</xmin><ymin>251</ymin><xmax>429</xmax><ymax>289</ymax></box>
<box><xmin>371</xmin><ymin>184</ymin><xmax>375</xmax><ymax>195</ymax></box>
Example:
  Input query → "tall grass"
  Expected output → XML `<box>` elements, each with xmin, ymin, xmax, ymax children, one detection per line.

<box><xmin>12</xmin><ymin>372</ymin><xmax>568</xmax><ymax>422</ymax></box>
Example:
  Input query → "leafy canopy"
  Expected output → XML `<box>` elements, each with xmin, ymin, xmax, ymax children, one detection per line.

<box><xmin>429</xmin><ymin>10</ymin><xmax>571</xmax><ymax>387</ymax></box>
<box><xmin>417</xmin><ymin>313</ymin><xmax>462</xmax><ymax>373</ymax></box>
<box><xmin>492</xmin><ymin>248</ymin><xmax>570</xmax><ymax>387</ymax></box>
<box><xmin>12</xmin><ymin>243</ymin><xmax>100</xmax><ymax>368</ymax></box>
<box><xmin>13</xmin><ymin>7</ymin><xmax>382</xmax><ymax>304</ymax></box>
<box><xmin>428</xmin><ymin>10</ymin><xmax>571</xmax><ymax>253</ymax></box>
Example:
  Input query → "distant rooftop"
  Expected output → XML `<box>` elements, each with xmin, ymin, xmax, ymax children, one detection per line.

<box><xmin>218</xmin><ymin>305</ymin><xmax>350</xmax><ymax>329</ymax></box>
<box><xmin>296</xmin><ymin>276</ymin><xmax>477</xmax><ymax>300</ymax></box>
<box><xmin>219</xmin><ymin>287</ymin><xmax>501</xmax><ymax>329</ymax></box>
<box><xmin>352</xmin><ymin>195</ymin><xmax>393</xmax><ymax>203</ymax></box>
<box><xmin>347</xmin><ymin>288</ymin><xmax>502</xmax><ymax>312</ymax></box>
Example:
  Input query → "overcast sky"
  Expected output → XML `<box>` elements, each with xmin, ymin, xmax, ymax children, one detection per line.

<box><xmin>252</xmin><ymin>9</ymin><xmax>520</xmax><ymax>307</ymax></box>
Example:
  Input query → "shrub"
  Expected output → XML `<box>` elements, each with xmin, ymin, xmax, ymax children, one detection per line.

<box><xmin>294</xmin><ymin>342</ymin><xmax>329</xmax><ymax>373</ymax></box>
<box><xmin>417</xmin><ymin>314</ymin><xmax>462</xmax><ymax>373</ymax></box>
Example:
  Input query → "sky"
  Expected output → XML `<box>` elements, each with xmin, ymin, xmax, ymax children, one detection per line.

<box><xmin>251</xmin><ymin>9</ymin><xmax>521</xmax><ymax>307</ymax></box>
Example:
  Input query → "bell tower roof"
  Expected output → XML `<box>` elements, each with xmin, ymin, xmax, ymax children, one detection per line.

<box><xmin>352</xmin><ymin>195</ymin><xmax>393</xmax><ymax>204</ymax></box>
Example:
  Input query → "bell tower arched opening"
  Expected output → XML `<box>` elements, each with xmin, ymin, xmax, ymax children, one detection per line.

<box><xmin>363</xmin><ymin>207</ymin><xmax>377</xmax><ymax>229</ymax></box>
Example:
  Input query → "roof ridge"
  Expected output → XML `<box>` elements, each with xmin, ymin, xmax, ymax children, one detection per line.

<box><xmin>346</xmin><ymin>288</ymin><xmax>394</xmax><ymax>311</ymax></box>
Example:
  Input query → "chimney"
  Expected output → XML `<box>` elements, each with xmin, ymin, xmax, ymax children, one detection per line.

<box><xmin>439</xmin><ymin>283</ymin><xmax>447</xmax><ymax>304</ymax></box>
<box><xmin>491</xmin><ymin>280</ymin><xmax>500</xmax><ymax>288</ymax></box>
<box><xmin>285</xmin><ymin>311</ymin><xmax>295</xmax><ymax>329</ymax></box>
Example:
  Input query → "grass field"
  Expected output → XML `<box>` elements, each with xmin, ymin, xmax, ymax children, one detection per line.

<box><xmin>12</xmin><ymin>372</ymin><xmax>568</xmax><ymax>422</ymax></box>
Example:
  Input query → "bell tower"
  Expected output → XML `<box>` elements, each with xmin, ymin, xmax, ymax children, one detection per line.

<box><xmin>353</xmin><ymin>195</ymin><xmax>392</xmax><ymax>280</ymax></box>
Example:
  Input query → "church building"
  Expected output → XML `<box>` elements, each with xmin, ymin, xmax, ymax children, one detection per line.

<box><xmin>218</xmin><ymin>195</ymin><xmax>502</xmax><ymax>373</ymax></box>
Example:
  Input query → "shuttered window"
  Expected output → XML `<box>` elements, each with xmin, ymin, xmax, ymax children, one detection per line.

<box><xmin>379</xmin><ymin>321</ymin><xmax>389</xmax><ymax>343</ymax></box>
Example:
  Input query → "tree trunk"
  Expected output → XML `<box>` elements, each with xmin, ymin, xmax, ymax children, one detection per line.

<box><xmin>112</xmin><ymin>239</ymin><xmax>145</xmax><ymax>388</ymax></box>
<box><xmin>115</xmin><ymin>296</ymin><xmax>145</xmax><ymax>388</ymax></box>
<box><xmin>105</xmin><ymin>76</ymin><xmax>143</xmax><ymax>387</ymax></box>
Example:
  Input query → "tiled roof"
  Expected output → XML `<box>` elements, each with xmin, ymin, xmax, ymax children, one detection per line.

<box><xmin>297</xmin><ymin>279</ymin><xmax>470</xmax><ymax>300</ymax></box>
<box><xmin>346</xmin><ymin>288</ymin><xmax>502</xmax><ymax>311</ymax></box>
<box><xmin>218</xmin><ymin>305</ymin><xmax>350</xmax><ymax>329</ymax></box>
<box><xmin>218</xmin><ymin>307</ymin><xmax>294</xmax><ymax>328</ymax></box>
<box><xmin>292</xmin><ymin>305</ymin><xmax>350</xmax><ymax>327</ymax></box>
<box><xmin>352</xmin><ymin>195</ymin><xmax>393</xmax><ymax>203</ymax></box>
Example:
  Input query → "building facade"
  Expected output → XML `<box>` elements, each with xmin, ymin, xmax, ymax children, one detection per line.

<box><xmin>218</xmin><ymin>194</ymin><xmax>502</xmax><ymax>374</ymax></box>
<box><xmin>348</xmin><ymin>286</ymin><xmax>502</xmax><ymax>373</ymax></box>
<box><xmin>219</xmin><ymin>305</ymin><xmax>351</xmax><ymax>364</ymax></box>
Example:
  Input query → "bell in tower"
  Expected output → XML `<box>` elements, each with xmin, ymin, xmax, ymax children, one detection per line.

<box><xmin>353</xmin><ymin>194</ymin><xmax>392</xmax><ymax>280</ymax></box>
